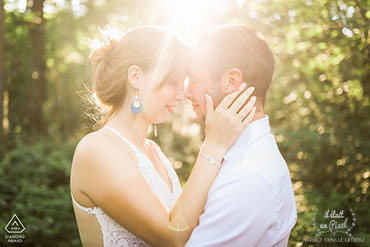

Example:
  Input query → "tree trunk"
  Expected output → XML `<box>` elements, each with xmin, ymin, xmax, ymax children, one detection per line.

<box><xmin>28</xmin><ymin>0</ymin><xmax>47</xmax><ymax>133</ymax></box>
<box><xmin>0</xmin><ymin>0</ymin><xmax>5</xmax><ymax>148</ymax></box>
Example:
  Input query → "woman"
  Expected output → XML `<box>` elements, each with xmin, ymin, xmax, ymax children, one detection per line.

<box><xmin>70</xmin><ymin>26</ymin><xmax>256</xmax><ymax>247</ymax></box>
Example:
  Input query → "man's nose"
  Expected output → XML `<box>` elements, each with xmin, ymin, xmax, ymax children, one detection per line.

<box><xmin>176</xmin><ymin>93</ymin><xmax>185</xmax><ymax>102</ymax></box>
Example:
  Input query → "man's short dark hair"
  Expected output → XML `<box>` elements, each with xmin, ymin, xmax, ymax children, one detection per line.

<box><xmin>194</xmin><ymin>25</ymin><xmax>275</xmax><ymax>107</ymax></box>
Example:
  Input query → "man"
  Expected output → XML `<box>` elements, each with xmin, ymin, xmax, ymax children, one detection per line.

<box><xmin>185</xmin><ymin>25</ymin><xmax>297</xmax><ymax>247</ymax></box>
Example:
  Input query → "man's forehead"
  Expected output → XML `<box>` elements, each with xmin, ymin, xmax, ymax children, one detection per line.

<box><xmin>190</xmin><ymin>43</ymin><xmax>213</xmax><ymax>72</ymax></box>
<box><xmin>189</xmin><ymin>60</ymin><xmax>203</xmax><ymax>79</ymax></box>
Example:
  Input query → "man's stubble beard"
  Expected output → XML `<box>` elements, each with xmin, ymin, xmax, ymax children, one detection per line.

<box><xmin>195</xmin><ymin>80</ymin><xmax>224</xmax><ymax>124</ymax></box>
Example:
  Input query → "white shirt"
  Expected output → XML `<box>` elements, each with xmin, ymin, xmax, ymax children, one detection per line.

<box><xmin>186</xmin><ymin>115</ymin><xmax>297</xmax><ymax>247</ymax></box>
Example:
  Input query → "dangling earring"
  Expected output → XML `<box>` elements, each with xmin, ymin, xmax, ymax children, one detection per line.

<box><xmin>130</xmin><ymin>90</ymin><xmax>143</xmax><ymax>114</ymax></box>
<box><xmin>154</xmin><ymin>124</ymin><xmax>158</xmax><ymax>137</ymax></box>
<box><xmin>130</xmin><ymin>89</ymin><xmax>143</xmax><ymax>141</ymax></box>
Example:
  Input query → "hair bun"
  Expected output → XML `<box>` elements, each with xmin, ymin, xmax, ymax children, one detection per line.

<box><xmin>88</xmin><ymin>37</ymin><xmax>118</xmax><ymax>65</ymax></box>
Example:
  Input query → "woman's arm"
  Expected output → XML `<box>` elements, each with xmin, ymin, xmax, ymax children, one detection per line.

<box><xmin>73</xmin><ymin>84</ymin><xmax>256</xmax><ymax>247</ymax></box>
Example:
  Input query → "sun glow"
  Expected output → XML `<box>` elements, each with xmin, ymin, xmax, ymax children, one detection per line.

<box><xmin>160</xmin><ymin>0</ymin><xmax>235</xmax><ymax>44</ymax></box>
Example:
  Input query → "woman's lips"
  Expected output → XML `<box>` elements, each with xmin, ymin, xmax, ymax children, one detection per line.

<box><xmin>166</xmin><ymin>105</ymin><xmax>175</xmax><ymax>113</ymax></box>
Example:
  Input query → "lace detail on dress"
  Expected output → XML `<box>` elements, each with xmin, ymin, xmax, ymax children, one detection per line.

<box><xmin>81</xmin><ymin>127</ymin><xmax>182</xmax><ymax>247</ymax></box>
<box><xmin>94</xmin><ymin>208</ymin><xmax>150</xmax><ymax>247</ymax></box>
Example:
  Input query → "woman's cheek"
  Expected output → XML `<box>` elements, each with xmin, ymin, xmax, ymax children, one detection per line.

<box><xmin>164</xmin><ymin>88</ymin><xmax>176</xmax><ymax>103</ymax></box>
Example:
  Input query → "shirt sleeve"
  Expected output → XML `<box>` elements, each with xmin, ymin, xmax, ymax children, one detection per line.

<box><xmin>185</xmin><ymin>170</ymin><xmax>276</xmax><ymax>247</ymax></box>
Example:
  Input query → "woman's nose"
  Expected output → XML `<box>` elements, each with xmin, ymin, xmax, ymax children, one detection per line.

<box><xmin>184</xmin><ymin>85</ymin><xmax>192</xmax><ymax>100</ymax></box>
<box><xmin>184</xmin><ymin>76</ymin><xmax>192</xmax><ymax>100</ymax></box>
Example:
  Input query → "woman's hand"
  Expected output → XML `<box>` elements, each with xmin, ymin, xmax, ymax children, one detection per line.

<box><xmin>204</xmin><ymin>83</ymin><xmax>256</xmax><ymax>157</ymax></box>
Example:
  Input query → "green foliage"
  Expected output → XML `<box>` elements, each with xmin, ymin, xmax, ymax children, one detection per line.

<box><xmin>0</xmin><ymin>136</ymin><xmax>80</xmax><ymax>246</ymax></box>
<box><xmin>259</xmin><ymin>0</ymin><xmax>370</xmax><ymax>245</ymax></box>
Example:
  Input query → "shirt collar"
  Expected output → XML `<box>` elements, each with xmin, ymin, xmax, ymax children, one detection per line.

<box><xmin>223</xmin><ymin>115</ymin><xmax>271</xmax><ymax>161</ymax></box>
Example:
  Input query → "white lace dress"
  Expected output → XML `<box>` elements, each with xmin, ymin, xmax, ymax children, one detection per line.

<box><xmin>71</xmin><ymin>126</ymin><xmax>182</xmax><ymax>246</ymax></box>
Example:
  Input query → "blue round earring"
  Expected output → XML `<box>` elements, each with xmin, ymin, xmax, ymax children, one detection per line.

<box><xmin>131</xmin><ymin>94</ymin><xmax>143</xmax><ymax>114</ymax></box>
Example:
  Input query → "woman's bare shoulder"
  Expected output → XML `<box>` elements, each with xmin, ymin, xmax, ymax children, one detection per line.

<box><xmin>75</xmin><ymin>130</ymin><xmax>106</xmax><ymax>153</ymax></box>
<box><xmin>72</xmin><ymin>129</ymin><xmax>136</xmax><ymax>171</ymax></box>
<box><xmin>73</xmin><ymin>131</ymin><xmax>106</xmax><ymax>161</ymax></box>
<box><xmin>71</xmin><ymin>129</ymin><xmax>139</xmax><ymax>196</ymax></box>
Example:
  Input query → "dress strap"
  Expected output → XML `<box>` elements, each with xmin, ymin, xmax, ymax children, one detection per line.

<box><xmin>103</xmin><ymin>126</ymin><xmax>139</xmax><ymax>152</ymax></box>
<box><xmin>71</xmin><ymin>192</ymin><xmax>96</xmax><ymax>215</ymax></box>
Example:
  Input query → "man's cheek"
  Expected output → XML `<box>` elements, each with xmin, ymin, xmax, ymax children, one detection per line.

<box><xmin>199</xmin><ymin>100</ymin><xmax>207</xmax><ymax>114</ymax></box>
<box><xmin>195</xmin><ymin>107</ymin><xmax>206</xmax><ymax>123</ymax></box>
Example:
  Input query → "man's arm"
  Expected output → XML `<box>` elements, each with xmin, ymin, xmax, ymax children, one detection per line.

<box><xmin>186</xmin><ymin>170</ymin><xmax>276</xmax><ymax>247</ymax></box>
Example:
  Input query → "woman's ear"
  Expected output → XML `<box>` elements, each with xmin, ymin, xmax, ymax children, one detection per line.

<box><xmin>127</xmin><ymin>65</ymin><xmax>142</xmax><ymax>89</ymax></box>
<box><xmin>223</xmin><ymin>68</ymin><xmax>243</xmax><ymax>94</ymax></box>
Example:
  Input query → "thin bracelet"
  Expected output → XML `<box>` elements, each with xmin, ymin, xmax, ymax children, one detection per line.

<box><xmin>198</xmin><ymin>154</ymin><xmax>224</xmax><ymax>168</ymax></box>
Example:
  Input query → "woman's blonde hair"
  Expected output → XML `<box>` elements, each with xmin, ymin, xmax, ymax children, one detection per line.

<box><xmin>88</xmin><ymin>26</ymin><xmax>190</xmax><ymax>127</ymax></box>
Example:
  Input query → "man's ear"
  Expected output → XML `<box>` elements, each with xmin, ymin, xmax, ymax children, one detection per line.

<box><xmin>127</xmin><ymin>65</ymin><xmax>142</xmax><ymax>89</ymax></box>
<box><xmin>223</xmin><ymin>68</ymin><xmax>243</xmax><ymax>94</ymax></box>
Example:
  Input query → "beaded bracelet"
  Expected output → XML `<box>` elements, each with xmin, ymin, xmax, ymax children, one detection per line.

<box><xmin>198</xmin><ymin>154</ymin><xmax>224</xmax><ymax>168</ymax></box>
